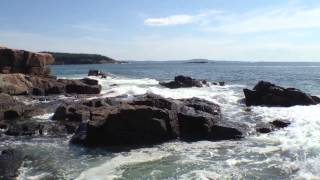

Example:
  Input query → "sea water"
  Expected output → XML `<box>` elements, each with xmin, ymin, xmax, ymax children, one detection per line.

<box><xmin>3</xmin><ymin>61</ymin><xmax>320</xmax><ymax>179</ymax></box>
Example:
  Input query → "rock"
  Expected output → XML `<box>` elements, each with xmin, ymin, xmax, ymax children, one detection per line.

<box><xmin>0</xmin><ymin>73</ymin><xmax>33</xmax><ymax>95</ymax></box>
<box><xmin>52</xmin><ymin>94</ymin><xmax>245</xmax><ymax>147</ymax></box>
<box><xmin>81</xmin><ymin>78</ymin><xmax>99</xmax><ymax>86</ymax></box>
<box><xmin>52</xmin><ymin>104</ymin><xmax>91</xmax><ymax>122</ymax></box>
<box><xmin>160</xmin><ymin>75</ymin><xmax>207</xmax><ymax>89</ymax></box>
<box><xmin>0</xmin><ymin>93</ymin><xmax>26</xmax><ymax>120</ymax></box>
<box><xmin>256</xmin><ymin>119</ymin><xmax>291</xmax><ymax>134</ymax></box>
<box><xmin>271</xmin><ymin>119</ymin><xmax>291</xmax><ymax>129</ymax></box>
<box><xmin>58</xmin><ymin>78</ymin><xmax>101</xmax><ymax>94</ymax></box>
<box><xmin>88</xmin><ymin>69</ymin><xmax>107</xmax><ymax>78</ymax></box>
<box><xmin>5</xmin><ymin>121</ymin><xmax>43</xmax><ymax>136</ymax></box>
<box><xmin>88</xmin><ymin>69</ymin><xmax>99</xmax><ymax>76</ymax></box>
<box><xmin>243</xmin><ymin>81</ymin><xmax>320</xmax><ymax>107</ymax></box>
<box><xmin>0</xmin><ymin>149</ymin><xmax>25</xmax><ymax>180</ymax></box>
<box><xmin>2</xmin><ymin>120</ymin><xmax>76</xmax><ymax>137</ymax></box>
<box><xmin>0</xmin><ymin>47</ymin><xmax>54</xmax><ymax>76</ymax></box>
<box><xmin>0</xmin><ymin>73</ymin><xmax>101</xmax><ymax>96</ymax></box>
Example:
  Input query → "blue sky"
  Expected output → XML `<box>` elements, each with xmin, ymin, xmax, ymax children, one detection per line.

<box><xmin>1</xmin><ymin>0</ymin><xmax>320</xmax><ymax>61</ymax></box>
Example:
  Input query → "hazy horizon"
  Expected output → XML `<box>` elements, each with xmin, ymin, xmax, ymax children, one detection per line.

<box><xmin>1</xmin><ymin>0</ymin><xmax>320</xmax><ymax>61</ymax></box>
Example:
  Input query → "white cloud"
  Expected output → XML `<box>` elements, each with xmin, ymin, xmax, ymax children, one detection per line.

<box><xmin>144</xmin><ymin>15</ymin><xmax>195</xmax><ymax>26</ymax></box>
<box><xmin>205</xmin><ymin>6</ymin><xmax>320</xmax><ymax>33</ymax></box>
<box><xmin>144</xmin><ymin>10</ymin><xmax>221</xmax><ymax>26</ymax></box>
<box><xmin>145</xmin><ymin>5</ymin><xmax>320</xmax><ymax>32</ymax></box>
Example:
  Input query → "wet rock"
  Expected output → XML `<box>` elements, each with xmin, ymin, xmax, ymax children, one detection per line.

<box><xmin>243</xmin><ymin>81</ymin><xmax>320</xmax><ymax>107</ymax></box>
<box><xmin>256</xmin><ymin>119</ymin><xmax>291</xmax><ymax>134</ymax></box>
<box><xmin>271</xmin><ymin>119</ymin><xmax>291</xmax><ymax>129</ymax></box>
<box><xmin>58</xmin><ymin>78</ymin><xmax>101</xmax><ymax>94</ymax></box>
<box><xmin>0</xmin><ymin>47</ymin><xmax>54</xmax><ymax>76</ymax></box>
<box><xmin>5</xmin><ymin>121</ymin><xmax>43</xmax><ymax>136</ymax></box>
<box><xmin>54</xmin><ymin>94</ymin><xmax>245</xmax><ymax>147</ymax></box>
<box><xmin>160</xmin><ymin>75</ymin><xmax>206</xmax><ymax>89</ymax></box>
<box><xmin>52</xmin><ymin>104</ymin><xmax>91</xmax><ymax>122</ymax></box>
<box><xmin>0</xmin><ymin>149</ymin><xmax>25</xmax><ymax>180</ymax></box>
<box><xmin>88</xmin><ymin>69</ymin><xmax>107</xmax><ymax>78</ymax></box>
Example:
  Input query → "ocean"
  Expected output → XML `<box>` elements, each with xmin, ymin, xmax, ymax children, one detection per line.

<box><xmin>4</xmin><ymin>61</ymin><xmax>320</xmax><ymax>179</ymax></box>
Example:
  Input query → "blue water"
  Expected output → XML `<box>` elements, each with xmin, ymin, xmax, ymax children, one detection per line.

<box><xmin>51</xmin><ymin>61</ymin><xmax>320</xmax><ymax>94</ymax></box>
<box><xmin>3</xmin><ymin>61</ymin><xmax>320</xmax><ymax>179</ymax></box>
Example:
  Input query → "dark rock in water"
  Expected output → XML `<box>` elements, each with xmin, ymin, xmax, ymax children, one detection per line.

<box><xmin>243</xmin><ymin>81</ymin><xmax>320</xmax><ymax>107</ymax></box>
<box><xmin>81</xmin><ymin>78</ymin><xmax>99</xmax><ymax>86</ymax></box>
<box><xmin>271</xmin><ymin>119</ymin><xmax>291</xmax><ymax>129</ymax></box>
<box><xmin>256</xmin><ymin>119</ymin><xmax>291</xmax><ymax>134</ymax></box>
<box><xmin>88</xmin><ymin>69</ymin><xmax>108</xmax><ymax>78</ymax></box>
<box><xmin>160</xmin><ymin>75</ymin><xmax>207</xmax><ymax>89</ymax></box>
<box><xmin>52</xmin><ymin>94</ymin><xmax>245</xmax><ymax>147</ymax></box>
<box><xmin>58</xmin><ymin>78</ymin><xmax>101</xmax><ymax>94</ymax></box>
<box><xmin>0</xmin><ymin>149</ymin><xmax>25</xmax><ymax>179</ymax></box>
<box><xmin>256</xmin><ymin>123</ymin><xmax>273</xmax><ymax>134</ymax></box>
<box><xmin>0</xmin><ymin>47</ymin><xmax>54</xmax><ymax>76</ymax></box>
<box><xmin>2</xmin><ymin>119</ymin><xmax>79</xmax><ymax>137</ymax></box>
<box><xmin>5</xmin><ymin>121</ymin><xmax>43</xmax><ymax>136</ymax></box>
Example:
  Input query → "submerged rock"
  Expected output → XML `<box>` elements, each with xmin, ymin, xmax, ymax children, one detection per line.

<box><xmin>256</xmin><ymin>119</ymin><xmax>291</xmax><ymax>134</ymax></box>
<box><xmin>243</xmin><ymin>81</ymin><xmax>320</xmax><ymax>107</ymax></box>
<box><xmin>52</xmin><ymin>94</ymin><xmax>245</xmax><ymax>147</ymax></box>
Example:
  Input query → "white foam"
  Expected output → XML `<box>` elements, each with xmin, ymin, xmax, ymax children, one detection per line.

<box><xmin>32</xmin><ymin>113</ymin><xmax>53</xmax><ymax>121</ymax></box>
<box><xmin>76</xmin><ymin>148</ymin><xmax>170</xmax><ymax>180</ymax></box>
<box><xmin>20</xmin><ymin>74</ymin><xmax>320</xmax><ymax>178</ymax></box>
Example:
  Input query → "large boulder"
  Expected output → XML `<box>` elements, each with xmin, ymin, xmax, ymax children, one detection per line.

<box><xmin>160</xmin><ymin>75</ymin><xmax>207</xmax><ymax>89</ymax></box>
<box><xmin>243</xmin><ymin>81</ymin><xmax>320</xmax><ymax>107</ymax></box>
<box><xmin>0</xmin><ymin>47</ymin><xmax>54</xmax><ymax>76</ymax></box>
<box><xmin>52</xmin><ymin>94</ymin><xmax>244</xmax><ymax>147</ymax></box>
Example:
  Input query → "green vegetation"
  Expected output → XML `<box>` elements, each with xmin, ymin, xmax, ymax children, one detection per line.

<box><xmin>43</xmin><ymin>52</ymin><xmax>122</xmax><ymax>65</ymax></box>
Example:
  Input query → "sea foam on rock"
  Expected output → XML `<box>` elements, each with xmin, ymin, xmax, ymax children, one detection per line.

<box><xmin>243</xmin><ymin>81</ymin><xmax>320</xmax><ymax>107</ymax></box>
<box><xmin>52</xmin><ymin>94</ymin><xmax>245</xmax><ymax>147</ymax></box>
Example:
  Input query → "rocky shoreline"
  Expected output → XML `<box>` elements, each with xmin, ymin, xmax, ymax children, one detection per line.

<box><xmin>1</xmin><ymin>47</ymin><xmax>319</xmax><ymax>179</ymax></box>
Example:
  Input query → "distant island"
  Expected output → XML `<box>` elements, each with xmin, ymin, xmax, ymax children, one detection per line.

<box><xmin>186</xmin><ymin>59</ymin><xmax>213</xmax><ymax>64</ymax></box>
<box><xmin>43</xmin><ymin>52</ymin><xmax>126</xmax><ymax>65</ymax></box>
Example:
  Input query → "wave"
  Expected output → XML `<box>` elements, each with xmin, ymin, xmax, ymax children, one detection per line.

<box><xmin>14</xmin><ymin>73</ymin><xmax>320</xmax><ymax>179</ymax></box>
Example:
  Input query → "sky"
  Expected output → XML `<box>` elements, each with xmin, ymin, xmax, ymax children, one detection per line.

<box><xmin>1</xmin><ymin>0</ymin><xmax>320</xmax><ymax>61</ymax></box>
